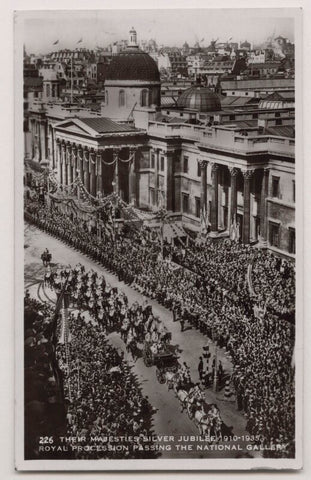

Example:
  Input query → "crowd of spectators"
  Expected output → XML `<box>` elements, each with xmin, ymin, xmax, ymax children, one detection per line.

<box><xmin>24</xmin><ymin>294</ymin><xmax>69</xmax><ymax>459</ymax></box>
<box><xmin>25</xmin><ymin>198</ymin><xmax>296</xmax><ymax>457</ymax></box>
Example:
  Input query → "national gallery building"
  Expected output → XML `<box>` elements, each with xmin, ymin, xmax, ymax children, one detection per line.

<box><xmin>25</xmin><ymin>29</ymin><xmax>295</xmax><ymax>258</ymax></box>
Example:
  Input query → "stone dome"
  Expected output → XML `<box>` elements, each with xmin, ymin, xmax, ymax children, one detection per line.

<box><xmin>105</xmin><ymin>47</ymin><xmax>160</xmax><ymax>83</ymax></box>
<box><xmin>177</xmin><ymin>85</ymin><xmax>221</xmax><ymax>112</ymax></box>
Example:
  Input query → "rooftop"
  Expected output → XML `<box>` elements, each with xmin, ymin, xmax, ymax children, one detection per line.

<box><xmin>77</xmin><ymin>117</ymin><xmax>136</xmax><ymax>134</ymax></box>
<box><xmin>105</xmin><ymin>48</ymin><xmax>160</xmax><ymax>83</ymax></box>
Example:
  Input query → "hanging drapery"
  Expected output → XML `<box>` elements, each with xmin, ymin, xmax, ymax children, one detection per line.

<box><xmin>118</xmin><ymin>149</ymin><xmax>136</xmax><ymax>163</ymax></box>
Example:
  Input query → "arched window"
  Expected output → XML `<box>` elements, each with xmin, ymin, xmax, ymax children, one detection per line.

<box><xmin>119</xmin><ymin>90</ymin><xmax>125</xmax><ymax>107</ymax></box>
<box><xmin>46</xmin><ymin>83</ymin><xmax>50</xmax><ymax>97</ymax></box>
<box><xmin>141</xmin><ymin>89</ymin><xmax>149</xmax><ymax>107</ymax></box>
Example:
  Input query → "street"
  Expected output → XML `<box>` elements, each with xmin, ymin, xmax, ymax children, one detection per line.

<box><xmin>24</xmin><ymin>223</ymin><xmax>260</xmax><ymax>459</ymax></box>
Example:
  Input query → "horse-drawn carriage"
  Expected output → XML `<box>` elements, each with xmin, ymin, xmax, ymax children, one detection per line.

<box><xmin>142</xmin><ymin>340</ymin><xmax>179</xmax><ymax>383</ymax></box>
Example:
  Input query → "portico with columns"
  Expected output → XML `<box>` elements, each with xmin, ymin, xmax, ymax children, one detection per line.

<box><xmin>143</xmin><ymin>142</ymin><xmax>270</xmax><ymax>244</ymax></box>
<box><xmin>53</xmin><ymin>117</ymin><xmax>147</xmax><ymax>205</ymax></box>
<box><xmin>197</xmin><ymin>157</ymin><xmax>269</xmax><ymax>244</ymax></box>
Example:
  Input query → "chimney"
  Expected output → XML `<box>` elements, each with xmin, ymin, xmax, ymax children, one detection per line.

<box><xmin>258</xmin><ymin>118</ymin><xmax>267</xmax><ymax>132</ymax></box>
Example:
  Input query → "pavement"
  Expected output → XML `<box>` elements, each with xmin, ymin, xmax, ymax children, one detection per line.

<box><xmin>24</xmin><ymin>223</ymin><xmax>261</xmax><ymax>459</ymax></box>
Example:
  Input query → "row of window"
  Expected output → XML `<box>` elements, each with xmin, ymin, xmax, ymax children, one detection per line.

<box><xmin>177</xmin><ymin>158</ymin><xmax>296</xmax><ymax>203</ymax></box>
<box><xmin>182</xmin><ymin>194</ymin><xmax>204</xmax><ymax>218</ymax></box>
<box><xmin>150</xmin><ymin>154</ymin><xmax>165</xmax><ymax>172</ymax></box>
<box><xmin>149</xmin><ymin>188</ymin><xmax>295</xmax><ymax>254</ymax></box>
<box><xmin>269</xmin><ymin>223</ymin><xmax>295</xmax><ymax>254</ymax></box>
<box><xmin>106</xmin><ymin>89</ymin><xmax>151</xmax><ymax>108</ymax></box>
<box><xmin>272</xmin><ymin>176</ymin><xmax>295</xmax><ymax>202</ymax></box>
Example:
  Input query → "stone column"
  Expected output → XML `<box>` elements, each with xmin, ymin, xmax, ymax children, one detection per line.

<box><xmin>90</xmin><ymin>151</ymin><xmax>96</xmax><ymax>197</ymax></box>
<box><xmin>67</xmin><ymin>144</ymin><xmax>73</xmax><ymax>185</ymax></box>
<box><xmin>72</xmin><ymin>146</ymin><xmax>78</xmax><ymax>196</ymax></box>
<box><xmin>242</xmin><ymin>169</ymin><xmax>254</xmax><ymax>244</ymax></box>
<box><xmin>56</xmin><ymin>141</ymin><xmax>62</xmax><ymax>184</ymax></box>
<box><xmin>260</xmin><ymin>168</ymin><xmax>269</xmax><ymax>243</ymax></box>
<box><xmin>199</xmin><ymin>159</ymin><xmax>208</xmax><ymax>215</ymax></box>
<box><xmin>135</xmin><ymin>149</ymin><xmax>141</xmax><ymax>207</ymax></box>
<box><xmin>78</xmin><ymin>147</ymin><xmax>84</xmax><ymax>186</ymax></box>
<box><xmin>113</xmin><ymin>148</ymin><xmax>120</xmax><ymax>195</ymax></box>
<box><xmin>96</xmin><ymin>153</ymin><xmax>102</xmax><ymax>196</ymax></box>
<box><xmin>62</xmin><ymin>144</ymin><xmax>68</xmax><ymax>185</ymax></box>
<box><xmin>229</xmin><ymin>167</ymin><xmax>239</xmax><ymax>223</ymax></box>
<box><xmin>101</xmin><ymin>150</ymin><xmax>106</xmax><ymax>195</ymax></box>
<box><xmin>165</xmin><ymin>151</ymin><xmax>175</xmax><ymax>211</ymax></box>
<box><xmin>50</xmin><ymin>125</ymin><xmax>55</xmax><ymax>168</ymax></box>
<box><xmin>211</xmin><ymin>163</ymin><xmax>219</xmax><ymax>232</ymax></box>
<box><xmin>154</xmin><ymin>149</ymin><xmax>159</xmax><ymax>205</ymax></box>
<box><xmin>84</xmin><ymin>148</ymin><xmax>90</xmax><ymax>193</ymax></box>
<box><xmin>40</xmin><ymin>121</ymin><xmax>47</xmax><ymax>162</ymax></box>
<box><xmin>72</xmin><ymin>145</ymin><xmax>77</xmax><ymax>175</ymax></box>
<box><xmin>129</xmin><ymin>148</ymin><xmax>137</xmax><ymax>205</ymax></box>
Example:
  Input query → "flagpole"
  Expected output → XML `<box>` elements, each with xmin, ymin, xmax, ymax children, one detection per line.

<box><xmin>70</xmin><ymin>52</ymin><xmax>73</xmax><ymax>104</ymax></box>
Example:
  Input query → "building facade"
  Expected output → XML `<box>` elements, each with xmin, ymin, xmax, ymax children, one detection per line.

<box><xmin>25</xmin><ymin>28</ymin><xmax>295</xmax><ymax>258</ymax></box>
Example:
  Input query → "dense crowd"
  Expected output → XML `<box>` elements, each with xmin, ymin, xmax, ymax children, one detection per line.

<box><xmin>25</xmin><ymin>198</ymin><xmax>296</xmax><ymax>457</ymax></box>
<box><xmin>24</xmin><ymin>295</ymin><xmax>70</xmax><ymax>459</ymax></box>
<box><xmin>49</xmin><ymin>265</ymin><xmax>173</xmax><ymax>458</ymax></box>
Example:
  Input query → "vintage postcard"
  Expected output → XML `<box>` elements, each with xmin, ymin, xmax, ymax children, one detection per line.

<box><xmin>15</xmin><ymin>7</ymin><xmax>303</xmax><ymax>471</ymax></box>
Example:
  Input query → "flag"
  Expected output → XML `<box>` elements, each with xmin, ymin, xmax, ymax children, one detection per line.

<box><xmin>53</xmin><ymin>39</ymin><xmax>59</xmax><ymax>45</ymax></box>
<box><xmin>77</xmin><ymin>38</ymin><xmax>83</xmax><ymax>44</ymax></box>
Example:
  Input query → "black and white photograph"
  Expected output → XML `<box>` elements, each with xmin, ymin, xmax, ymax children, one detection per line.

<box><xmin>14</xmin><ymin>6</ymin><xmax>303</xmax><ymax>471</ymax></box>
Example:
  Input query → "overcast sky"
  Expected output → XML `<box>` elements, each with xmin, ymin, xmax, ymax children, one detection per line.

<box><xmin>18</xmin><ymin>9</ymin><xmax>295</xmax><ymax>55</ymax></box>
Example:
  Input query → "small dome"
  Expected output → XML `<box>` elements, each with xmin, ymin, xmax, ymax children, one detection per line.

<box><xmin>105</xmin><ymin>48</ymin><xmax>160</xmax><ymax>82</ymax></box>
<box><xmin>177</xmin><ymin>85</ymin><xmax>221</xmax><ymax>112</ymax></box>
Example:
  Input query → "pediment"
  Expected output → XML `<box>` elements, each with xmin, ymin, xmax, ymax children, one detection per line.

<box><xmin>54</xmin><ymin>119</ymin><xmax>98</xmax><ymax>136</ymax></box>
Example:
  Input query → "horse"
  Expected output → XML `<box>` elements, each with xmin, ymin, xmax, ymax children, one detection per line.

<box><xmin>201</xmin><ymin>403</ymin><xmax>223</xmax><ymax>439</ymax></box>
<box><xmin>164</xmin><ymin>370</ymin><xmax>176</xmax><ymax>390</ymax></box>
<box><xmin>186</xmin><ymin>387</ymin><xmax>205</xmax><ymax>419</ymax></box>
<box><xmin>41</xmin><ymin>251</ymin><xmax>52</xmax><ymax>267</ymax></box>
<box><xmin>176</xmin><ymin>389</ymin><xmax>189</xmax><ymax>412</ymax></box>
<box><xmin>194</xmin><ymin>407</ymin><xmax>213</xmax><ymax>436</ymax></box>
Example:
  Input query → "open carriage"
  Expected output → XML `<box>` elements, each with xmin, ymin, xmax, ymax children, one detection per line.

<box><xmin>142</xmin><ymin>341</ymin><xmax>179</xmax><ymax>383</ymax></box>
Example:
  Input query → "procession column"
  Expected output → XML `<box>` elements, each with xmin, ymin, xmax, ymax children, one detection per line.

<box><xmin>260</xmin><ymin>168</ymin><xmax>269</xmax><ymax>243</ymax></box>
<box><xmin>83</xmin><ymin>148</ymin><xmax>90</xmax><ymax>193</ymax></box>
<box><xmin>242</xmin><ymin>169</ymin><xmax>254</xmax><ymax>244</ymax></box>
<box><xmin>128</xmin><ymin>148</ymin><xmax>137</xmax><ymax>205</ymax></box>
<box><xmin>199</xmin><ymin>159</ymin><xmax>208</xmax><ymax>214</ymax></box>
<box><xmin>90</xmin><ymin>150</ymin><xmax>97</xmax><ymax>197</ymax></box>
<box><xmin>229</xmin><ymin>167</ymin><xmax>239</xmax><ymax>223</ymax></box>
<box><xmin>210</xmin><ymin>162</ymin><xmax>219</xmax><ymax>232</ymax></box>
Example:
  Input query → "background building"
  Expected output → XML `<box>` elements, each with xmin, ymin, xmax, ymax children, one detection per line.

<box><xmin>25</xmin><ymin>28</ymin><xmax>295</xmax><ymax>257</ymax></box>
